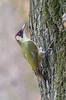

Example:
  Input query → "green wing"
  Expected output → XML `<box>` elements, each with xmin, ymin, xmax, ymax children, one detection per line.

<box><xmin>21</xmin><ymin>41</ymin><xmax>38</xmax><ymax>72</ymax></box>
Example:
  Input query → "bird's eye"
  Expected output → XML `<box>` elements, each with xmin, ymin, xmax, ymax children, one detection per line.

<box><xmin>18</xmin><ymin>32</ymin><xmax>21</xmax><ymax>36</ymax></box>
<box><xmin>17</xmin><ymin>30</ymin><xmax>23</xmax><ymax>38</ymax></box>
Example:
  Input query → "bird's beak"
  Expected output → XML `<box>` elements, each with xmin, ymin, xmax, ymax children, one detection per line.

<box><xmin>22</xmin><ymin>23</ymin><xmax>26</xmax><ymax>31</ymax></box>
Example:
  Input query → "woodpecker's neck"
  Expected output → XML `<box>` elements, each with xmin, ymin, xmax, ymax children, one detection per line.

<box><xmin>22</xmin><ymin>32</ymin><xmax>30</xmax><ymax>42</ymax></box>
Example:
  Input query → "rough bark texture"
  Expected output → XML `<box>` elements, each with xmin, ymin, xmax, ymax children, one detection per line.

<box><xmin>29</xmin><ymin>0</ymin><xmax>66</xmax><ymax>100</ymax></box>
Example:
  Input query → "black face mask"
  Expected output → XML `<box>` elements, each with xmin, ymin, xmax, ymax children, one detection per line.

<box><xmin>16</xmin><ymin>29</ymin><xmax>23</xmax><ymax>38</ymax></box>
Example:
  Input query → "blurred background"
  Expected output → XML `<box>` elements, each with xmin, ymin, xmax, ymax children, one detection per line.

<box><xmin>0</xmin><ymin>0</ymin><xmax>40</xmax><ymax>100</ymax></box>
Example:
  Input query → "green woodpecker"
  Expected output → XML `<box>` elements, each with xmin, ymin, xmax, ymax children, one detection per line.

<box><xmin>15</xmin><ymin>24</ymin><xmax>53</xmax><ymax>79</ymax></box>
<box><xmin>15</xmin><ymin>24</ymin><xmax>45</xmax><ymax>78</ymax></box>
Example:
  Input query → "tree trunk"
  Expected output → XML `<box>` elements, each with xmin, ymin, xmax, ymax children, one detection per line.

<box><xmin>29</xmin><ymin>0</ymin><xmax>66</xmax><ymax>100</ymax></box>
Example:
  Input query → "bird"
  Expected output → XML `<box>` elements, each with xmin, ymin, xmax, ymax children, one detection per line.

<box><xmin>15</xmin><ymin>24</ymin><xmax>53</xmax><ymax>79</ymax></box>
<box><xmin>15</xmin><ymin>24</ymin><xmax>47</xmax><ymax>79</ymax></box>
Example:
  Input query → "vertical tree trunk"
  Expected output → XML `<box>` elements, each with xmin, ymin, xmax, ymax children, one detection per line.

<box><xmin>29</xmin><ymin>0</ymin><xmax>66</xmax><ymax>100</ymax></box>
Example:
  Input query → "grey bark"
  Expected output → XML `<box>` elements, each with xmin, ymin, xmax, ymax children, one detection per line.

<box><xmin>29</xmin><ymin>0</ymin><xmax>66</xmax><ymax>100</ymax></box>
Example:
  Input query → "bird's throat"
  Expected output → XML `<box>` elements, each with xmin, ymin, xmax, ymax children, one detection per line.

<box><xmin>22</xmin><ymin>33</ymin><xmax>30</xmax><ymax>42</ymax></box>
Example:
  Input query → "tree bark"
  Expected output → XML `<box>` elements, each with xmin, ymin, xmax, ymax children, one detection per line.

<box><xmin>29</xmin><ymin>0</ymin><xmax>66</xmax><ymax>100</ymax></box>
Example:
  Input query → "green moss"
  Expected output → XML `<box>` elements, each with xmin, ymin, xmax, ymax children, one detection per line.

<box><xmin>48</xmin><ymin>0</ymin><xmax>62</xmax><ymax>22</ymax></box>
<box><xmin>55</xmin><ymin>44</ymin><xmax>66</xmax><ymax>99</ymax></box>
<box><xmin>37</xmin><ymin>0</ymin><xmax>40</xmax><ymax>3</ymax></box>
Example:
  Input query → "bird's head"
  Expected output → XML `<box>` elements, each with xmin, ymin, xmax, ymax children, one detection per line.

<box><xmin>15</xmin><ymin>24</ymin><xmax>26</xmax><ymax>44</ymax></box>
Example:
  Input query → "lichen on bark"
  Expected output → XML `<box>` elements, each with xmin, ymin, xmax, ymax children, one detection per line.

<box><xmin>29</xmin><ymin>0</ymin><xmax>66</xmax><ymax>100</ymax></box>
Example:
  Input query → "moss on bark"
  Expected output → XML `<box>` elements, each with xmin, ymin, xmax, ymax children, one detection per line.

<box><xmin>29</xmin><ymin>0</ymin><xmax>66</xmax><ymax>100</ymax></box>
